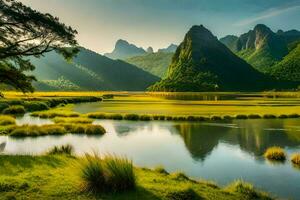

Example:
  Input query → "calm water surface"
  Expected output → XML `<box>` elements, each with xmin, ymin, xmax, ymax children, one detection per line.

<box><xmin>1</xmin><ymin>117</ymin><xmax>300</xmax><ymax>199</ymax></box>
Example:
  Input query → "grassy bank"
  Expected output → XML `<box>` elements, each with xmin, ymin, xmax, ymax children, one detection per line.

<box><xmin>0</xmin><ymin>155</ymin><xmax>273</xmax><ymax>200</ymax></box>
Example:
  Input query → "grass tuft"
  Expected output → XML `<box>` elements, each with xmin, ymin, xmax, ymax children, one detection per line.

<box><xmin>235</xmin><ymin>115</ymin><xmax>248</xmax><ymax>119</ymax></box>
<box><xmin>80</xmin><ymin>154</ymin><xmax>135</xmax><ymax>193</ymax></box>
<box><xmin>264</xmin><ymin>147</ymin><xmax>286</xmax><ymax>161</ymax></box>
<box><xmin>247</xmin><ymin>114</ymin><xmax>262</xmax><ymax>119</ymax></box>
<box><xmin>291</xmin><ymin>153</ymin><xmax>300</xmax><ymax>166</ymax></box>
<box><xmin>2</xmin><ymin>105</ymin><xmax>26</xmax><ymax>115</ymax></box>
<box><xmin>0</xmin><ymin>115</ymin><xmax>16</xmax><ymax>126</ymax></box>
<box><xmin>165</xmin><ymin>187</ymin><xmax>201</xmax><ymax>200</ymax></box>
<box><xmin>124</xmin><ymin>114</ymin><xmax>139</xmax><ymax>121</ymax></box>
<box><xmin>47</xmin><ymin>144</ymin><xmax>74</xmax><ymax>155</ymax></box>
<box><xmin>154</xmin><ymin>166</ymin><xmax>169</xmax><ymax>175</ymax></box>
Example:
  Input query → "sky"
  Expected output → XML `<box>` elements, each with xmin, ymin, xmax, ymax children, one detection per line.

<box><xmin>20</xmin><ymin>0</ymin><xmax>300</xmax><ymax>54</ymax></box>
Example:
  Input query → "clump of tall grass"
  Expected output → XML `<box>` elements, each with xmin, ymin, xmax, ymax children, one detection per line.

<box><xmin>235</xmin><ymin>114</ymin><xmax>248</xmax><ymax>119</ymax></box>
<box><xmin>2</xmin><ymin>105</ymin><xmax>26</xmax><ymax>115</ymax></box>
<box><xmin>53</xmin><ymin>117</ymin><xmax>93</xmax><ymax>124</ymax></box>
<box><xmin>210</xmin><ymin>116</ymin><xmax>222</xmax><ymax>121</ymax></box>
<box><xmin>170</xmin><ymin>172</ymin><xmax>190</xmax><ymax>182</ymax></box>
<box><xmin>63</xmin><ymin>124</ymin><xmax>106</xmax><ymax>135</ymax></box>
<box><xmin>291</xmin><ymin>153</ymin><xmax>300</xmax><ymax>166</ymax></box>
<box><xmin>278</xmin><ymin>114</ymin><xmax>288</xmax><ymax>119</ymax></box>
<box><xmin>24</xmin><ymin>101</ymin><xmax>49</xmax><ymax>112</ymax></box>
<box><xmin>124</xmin><ymin>114</ymin><xmax>139</xmax><ymax>121</ymax></box>
<box><xmin>80</xmin><ymin>154</ymin><xmax>135</xmax><ymax>193</ymax></box>
<box><xmin>47</xmin><ymin>144</ymin><xmax>74</xmax><ymax>155</ymax></box>
<box><xmin>226</xmin><ymin>180</ymin><xmax>272</xmax><ymax>199</ymax></box>
<box><xmin>263</xmin><ymin>114</ymin><xmax>277</xmax><ymax>119</ymax></box>
<box><xmin>287</xmin><ymin>114</ymin><xmax>300</xmax><ymax>118</ymax></box>
<box><xmin>87</xmin><ymin>112</ymin><xmax>107</xmax><ymax>119</ymax></box>
<box><xmin>264</xmin><ymin>147</ymin><xmax>286</xmax><ymax>161</ymax></box>
<box><xmin>10</xmin><ymin>125</ymin><xmax>66</xmax><ymax>137</ymax></box>
<box><xmin>31</xmin><ymin>111</ymin><xmax>80</xmax><ymax>119</ymax></box>
<box><xmin>247</xmin><ymin>114</ymin><xmax>262</xmax><ymax>119</ymax></box>
<box><xmin>140</xmin><ymin>115</ymin><xmax>151</xmax><ymax>121</ymax></box>
<box><xmin>0</xmin><ymin>115</ymin><xmax>16</xmax><ymax>126</ymax></box>
<box><xmin>223</xmin><ymin>115</ymin><xmax>233</xmax><ymax>120</ymax></box>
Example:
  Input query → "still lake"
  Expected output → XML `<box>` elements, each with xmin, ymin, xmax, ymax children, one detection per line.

<box><xmin>1</xmin><ymin>116</ymin><xmax>300</xmax><ymax>199</ymax></box>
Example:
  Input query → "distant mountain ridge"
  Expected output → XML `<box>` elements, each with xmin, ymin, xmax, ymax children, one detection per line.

<box><xmin>220</xmin><ymin>25</ymin><xmax>300</xmax><ymax>82</ymax></box>
<box><xmin>149</xmin><ymin>25</ymin><xmax>277</xmax><ymax>92</ymax></box>
<box><xmin>31</xmin><ymin>47</ymin><xmax>159</xmax><ymax>91</ymax></box>
<box><xmin>104</xmin><ymin>39</ymin><xmax>147</xmax><ymax>60</ymax></box>
<box><xmin>158</xmin><ymin>44</ymin><xmax>178</xmax><ymax>53</ymax></box>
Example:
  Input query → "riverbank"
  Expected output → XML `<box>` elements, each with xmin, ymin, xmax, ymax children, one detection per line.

<box><xmin>0</xmin><ymin>155</ymin><xmax>273</xmax><ymax>200</ymax></box>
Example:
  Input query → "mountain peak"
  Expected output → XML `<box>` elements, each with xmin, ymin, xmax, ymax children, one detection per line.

<box><xmin>105</xmin><ymin>39</ymin><xmax>146</xmax><ymax>60</ymax></box>
<box><xmin>187</xmin><ymin>25</ymin><xmax>216</xmax><ymax>41</ymax></box>
<box><xmin>254</xmin><ymin>24</ymin><xmax>272</xmax><ymax>33</ymax></box>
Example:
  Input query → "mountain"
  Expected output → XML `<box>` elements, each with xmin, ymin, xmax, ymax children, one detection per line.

<box><xmin>277</xmin><ymin>29</ymin><xmax>300</xmax><ymax>45</ymax></box>
<box><xmin>219</xmin><ymin>35</ymin><xmax>238</xmax><ymax>52</ymax></box>
<box><xmin>158</xmin><ymin>44</ymin><xmax>178</xmax><ymax>53</ymax></box>
<box><xmin>30</xmin><ymin>47</ymin><xmax>159</xmax><ymax>91</ymax></box>
<box><xmin>146</xmin><ymin>47</ymin><xmax>154</xmax><ymax>53</ymax></box>
<box><xmin>104</xmin><ymin>39</ymin><xmax>146</xmax><ymax>60</ymax></box>
<box><xmin>271</xmin><ymin>42</ymin><xmax>300</xmax><ymax>82</ymax></box>
<box><xmin>125</xmin><ymin>52</ymin><xmax>173</xmax><ymax>78</ymax></box>
<box><xmin>149</xmin><ymin>25</ymin><xmax>275</xmax><ymax>92</ymax></box>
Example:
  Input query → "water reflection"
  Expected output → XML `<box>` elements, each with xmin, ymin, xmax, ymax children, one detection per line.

<box><xmin>1</xmin><ymin>118</ymin><xmax>300</xmax><ymax>199</ymax></box>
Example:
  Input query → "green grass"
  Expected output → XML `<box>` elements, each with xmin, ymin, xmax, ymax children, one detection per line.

<box><xmin>5</xmin><ymin>124</ymin><xmax>106</xmax><ymax>137</ymax></box>
<box><xmin>0</xmin><ymin>115</ymin><xmax>15</xmax><ymax>126</ymax></box>
<box><xmin>291</xmin><ymin>153</ymin><xmax>300</xmax><ymax>166</ymax></box>
<box><xmin>47</xmin><ymin>144</ymin><xmax>74</xmax><ymax>155</ymax></box>
<box><xmin>2</xmin><ymin>105</ymin><xmax>26</xmax><ymax>115</ymax></box>
<box><xmin>53</xmin><ymin>117</ymin><xmax>93</xmax><ymax>124</ymax></box>
<box><xmin>80</xmin><ymin>154</ymin><xmax>135</xmax><ymax>193</ymax></box>
<box><xmin>0</xmin><ymin>155</ymin><xmax>274</xmax><ymax>200</ymax></box>
<box><xmin>264</xmin><ymin>147</ymin><xmax>286</xmax><ymax>161</ymax></box>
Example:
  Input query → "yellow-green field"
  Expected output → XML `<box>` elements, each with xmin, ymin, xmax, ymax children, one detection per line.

<box><xmin>3</xmin><ymin>91</ymin><xmax>300</xmax><ymax>117</ymax></box>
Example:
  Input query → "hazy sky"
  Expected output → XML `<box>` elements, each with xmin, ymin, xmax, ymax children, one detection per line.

<box><xmin>20</xmin><ymin>0</ymin><xmax>300</xmax><ymax>54</ymax></box>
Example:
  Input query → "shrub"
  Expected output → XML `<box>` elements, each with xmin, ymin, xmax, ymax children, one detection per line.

<box><xmin>287</xmin><ymin>114</ymin><xmax>300</xmax><ymax>118</ymax></box>
<box><xmin>24</xmin><ymin>102</ymin><xmax>49</xmax><ymax>112</ymax></box>
<box><xmin>140</xmin><ymin>115</ymin><xmax>151</xmax><ymax>121</ymax></box>
<box><xmin>124</xmin><ymin>114</ymin><xmax>139</xmax><ymax>121</ymax></box>
<box><xmin>263</xmin><ymin>114</ymin><xmax>277</xmax><ymax>119</ymax></box>
<box><xmin>210</xmin><ymin>116</ymin><xmax>222</xmax><ymax>121</ymax></box>
<box><xmin>248</xmin><ymin>114</ymin><xmax>262</xmax><ymax>119</ymax></box>
<box><xmin>80</xmin><ymin>154</ymin><xmax>135</xmax><ymax>193</ymax></box>
<box><xmin>223</xmin><ymin>115</ymin><xmax>233</xmax><ymax>120</ymax></box>
<box><xmin>109</xmin><ymin>114</ymin><xmax>123</xmax><ymax>120</ymax></box>
<box><xmin>2</xmin><ymin>106</ymin><xmax>26</xmax><ymax>115</ymax></box>
<box><xmin>87</xmin><ymin>113</ymin><xmax>107</xmax><ymax>119</ymax></box>
<box><xmin>85</xmin><ymin>125</ymin><xmax>106</xmax><ymax>135</ymax></box>
<box><xmin>235</xmin><ymin>115</ymin><xmax>248</xmax><ymax>119</ymax></box>
<box><xmin>0</xmin><ymin>115</ymin><xmax>16</xmax><ymax>126</ymax></box>
<box><xmin>278</xmin><ymin>114</ymin><xmax>288</xmax><ymax>119</ymax></box>
<box><xmin>264</xmin><ymin>147</ymin><xmax>286</xmax><ymax>161</ymax></box>
<box><xmin>47</xmin><ymin>144</ymin><xmax>74</xmax><ymax>155</ymax></box>
<box><xmin>291</xmin><ymin>153</ymin><xmax>300</xmax><ymax>166</ymax></box>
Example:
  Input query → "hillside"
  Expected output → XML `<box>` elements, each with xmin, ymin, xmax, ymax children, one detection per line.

<box><xmin>149</xmin><ymin>25</ymin><xmax>273</xmax><ymax>92</ymax></box>
<box><xmin>104</xmin><ymin>39</ymin><xmax>146</xmax><ymax>59</ymax></box>
<box><xmin>271</xmin><ymin>42</ymin><xmax>300</xmax><ymax>82</ymax></box>
<box><xmin>30</xmin><ymin>48</ymin><xmax>159</xmax><ymax>91</ymax></box>
<box><xmin>125</xmin><ymin>52</ymin><xmax>173</xmax><ymax>78</ymax></box>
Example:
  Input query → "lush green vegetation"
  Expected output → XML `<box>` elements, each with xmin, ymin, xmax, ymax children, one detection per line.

<box><xmin>149</xmin><ymin>25</ymin><xmax>275</xmax><ymax>92</ymax></box>
<box><xmin>264</xmin><ymin>147</ymin><xmax>286</xmax><ymax>161</ymax></box>
<box><xmin>0</xmin><ymin>123</ymin><xmax>106</xmax><ymax>137</ymax></box>
<box><xmin>125</xmin><ymin>52</ymin><xmax>173</xmax><ymax>78</ymax></box>
<box><xmin>80</xmin><ymin>154</ymin><xmax>135</xmax><ymax>193</ymax></box>
<box><xmin>291</xmin><ymin>153</ymin><xmax>300</xmax><ymax>166</ymax></box>
<box><xmin>0</xmin><ymin>155</ymin><xmax>273</xmax><ymax>200</ymax></box>
<box><xmin>31</xmin><ymin>47</ymin><xmax>159</xmax><ymax>91</ymax></box>
<box><xmin>0</xmin><ymin>115</ymin><xmax>15</xmax><ymax>126</ymax></box>
<box><xmin>47</xmin><ymin>144</ymin><xmax>74</xmax><ymax>155</ymax></box>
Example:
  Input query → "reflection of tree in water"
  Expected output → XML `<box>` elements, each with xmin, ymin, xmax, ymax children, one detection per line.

<box><xmin>175</xmin><ymin>123</ymin><xmax>229</xmax><ymax>161</ymax></box>
<box><xmin>223</xmin><ymin>119</ymin><xmax>300</xmax><ymax>156</ymax></box>
<box><xmin>174</xmin><ymin>119</ymin><xmax>300</xmax><ymax>161</ymax></box>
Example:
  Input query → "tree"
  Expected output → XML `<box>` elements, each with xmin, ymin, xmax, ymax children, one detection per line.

<box><xmin>0</xmin><ymin>0</ymin><xmax>78</xmax><ymax>93</ymax></box>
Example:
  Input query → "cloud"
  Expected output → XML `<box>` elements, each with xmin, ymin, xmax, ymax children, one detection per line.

<box><xmin>234</xmin><ymin>2</ymin><xmax>300</xmax><ymax>27</ymax></box>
